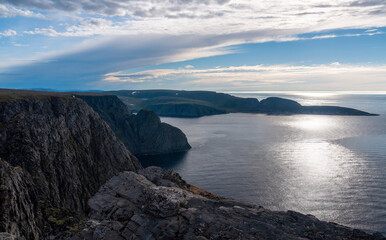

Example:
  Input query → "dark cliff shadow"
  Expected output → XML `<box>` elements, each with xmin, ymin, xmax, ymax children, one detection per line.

<box><xmin>138</xmin><ymin>151</ymin><xmax>188</xmax><ymax>169</ymax></box>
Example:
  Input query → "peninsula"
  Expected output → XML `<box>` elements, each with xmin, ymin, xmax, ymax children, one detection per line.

<box><xmin>107</xmin><ymin>90</ymin><xmax>378</xmax><ymax>117</ymax></box>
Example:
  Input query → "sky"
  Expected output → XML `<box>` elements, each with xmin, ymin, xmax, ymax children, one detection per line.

<box><xmin>0</xmin><ymin>0</ymin><xmax>386</xmax><ymax>91</ymax></box>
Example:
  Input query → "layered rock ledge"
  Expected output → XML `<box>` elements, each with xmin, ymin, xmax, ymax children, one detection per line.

<box><xmin>55</xmin><ymin>167</ymin><xmax>385</xmax><ymax>240</ymax></box>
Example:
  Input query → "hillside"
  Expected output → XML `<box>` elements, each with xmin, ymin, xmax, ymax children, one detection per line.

<box><xmin>107</xmin><ymin>90</ymin><xmax>377</xmax><ymax>117</ymax></box>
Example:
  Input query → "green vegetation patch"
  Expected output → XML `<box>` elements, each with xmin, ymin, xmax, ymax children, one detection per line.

<box><xmin>39</xmin><ymin>200</ymin><xmax>84</xmax><ymax>231</ymax></box>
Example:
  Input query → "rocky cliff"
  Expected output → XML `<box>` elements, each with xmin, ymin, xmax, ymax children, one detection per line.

<box><xmin>54</xmin><ymin>167</ymin><xmax>385</xmax><ymax>240</ymax></box>
<box><xmin>0</xmin><ymin>95</ymin><xmax>141</xmax><ymax>239</ymax></box>
<box><xmin>131</xmin><ymin>109</ymin><xmax>192</xmax><ymax>155</ymax></box>
<box><xmin>76</xmin><ymin>95</ymin><xmax>191</xmax><ymax>155</ymax></box>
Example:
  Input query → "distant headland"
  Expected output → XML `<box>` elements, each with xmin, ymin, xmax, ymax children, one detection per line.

<box><xmin>106</xmin><ymin>90</ymin><xmax>379</xmax><ymax>117</ymax></box>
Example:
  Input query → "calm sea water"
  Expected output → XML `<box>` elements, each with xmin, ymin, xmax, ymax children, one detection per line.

<box><xmin>140</xmin><ymin>93</ymin><xmax>386</xmax><ymax>234</ymax></box>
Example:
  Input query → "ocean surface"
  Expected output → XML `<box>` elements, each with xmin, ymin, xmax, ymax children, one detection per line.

<box><xmin>139</xmin><ymin>92</ymin><xmax>386</xmax><ymax>234</ymax></box>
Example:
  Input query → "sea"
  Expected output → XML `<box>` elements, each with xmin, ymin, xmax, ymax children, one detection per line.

<box><xmin>139</xmin><ymin>92</ymin><xmax>386</xmax><ymax>234</ymax></box>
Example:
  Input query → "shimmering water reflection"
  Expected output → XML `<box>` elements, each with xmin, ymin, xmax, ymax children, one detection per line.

<box><xmin>140</xmin><ymin>94</ymin><xmax>386</xmax><ymax>234</ymax></box>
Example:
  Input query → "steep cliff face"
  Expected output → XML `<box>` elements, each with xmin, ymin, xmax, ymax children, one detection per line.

<box><xmin>0</xmin><ymin>95</ymin><xmax>141</xmax><ymax>239</ymax></box>
<box><xmin>76</xmin><ymin>95</ymin><xmax>191</xmax><ymax>155</ymax></box>
<box><xmin>58</xmin><ymin>167</ymin><xmax>385</xmax><ymax>240</ymax></box>
<box><xmin>132</xmin><ymin>109</ymin><xmax>191</xmax><ymax>155</ymax></box>
<box><xmin>74</xmin><ymin>95</ymin><xmax>138</xmax><ymax>153</ymax></box>
<box><xmin>0</xmin><ymin>159</ymin><xmax>38</xmax><ymax>240</ymax></box>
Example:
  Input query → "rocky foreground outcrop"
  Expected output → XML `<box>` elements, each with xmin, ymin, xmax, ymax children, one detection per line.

<box><xmin>0</xmin><ymin>95</ymin><xmax>141</xmax><ymax>239</ymax></box>
<box><xmin>76</xmin><ymin>95</ymin><xmax>191</xmax><ymax>155</ymax></box>
<box><xmin>52</xmin><ymin>167</ymin><xmax>385</xmax><ymax>240</ymax></box>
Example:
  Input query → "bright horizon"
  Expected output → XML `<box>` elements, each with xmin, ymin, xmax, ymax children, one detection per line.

<box><xmin>0</xmin><ymin>1</ymin><xmax>386</xmax><ymax>91</ymax></box>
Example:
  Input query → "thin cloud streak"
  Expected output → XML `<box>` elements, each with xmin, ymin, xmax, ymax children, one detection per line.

<box><xmin>101</xmin><ymin>64</ymin><xmax>386</xmax><ymax>91</ymax></box>
<box><xmin>0</xmin><ymin>34</ymin><xmax>241</xmax><ymax>89</ymax></box>
<box><xmin>0</xmin><ymin>27</ymin><xmax>311</xmax><ymax>83</ymax></box>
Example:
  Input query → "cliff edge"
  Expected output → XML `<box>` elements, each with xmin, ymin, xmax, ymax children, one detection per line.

<box><xmin>76</xmin><ymin>95</ymin><xmax>191</xmax><ymax>155</ymax></box>
<box><xmin>0</xmin><ymin>94</ymin><xmax>141</xmax><ymax>239</ymax></box>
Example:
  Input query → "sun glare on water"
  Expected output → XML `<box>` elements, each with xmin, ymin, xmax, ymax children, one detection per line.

<box><xmin>288</xmin><ymin>115</ymin><xmax>334</xmax><ymax>131</ymax></box>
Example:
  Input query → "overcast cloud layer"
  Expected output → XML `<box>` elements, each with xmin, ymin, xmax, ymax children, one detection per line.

<box><xmin>0</xmin><ymin>0</ymin><xmax>386</xmax><ymax>90</ymax></box>
<box><xmin>3</xmin><ymin>0</ymin><xmax>386</xmax><ymax>36</ymax></box>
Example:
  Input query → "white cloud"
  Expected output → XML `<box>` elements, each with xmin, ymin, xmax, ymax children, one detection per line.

<box><xmin>23</xmin><ymin>18</ymin><xmax>119</xmax><ymax>37</ymax></box>
<box><xmin>11</xmin><ymin>42</ymin><xmax>28</xmax><ymax>47</ymax></box>
<box><xmin>0</xmin><ymin>4</ymin><xmax>44</xmax><ymax>18</ymax></box>
<box><xmin>0</xmin><ymin>29</ymin><xmax>17</xmax><ymax>37</ymax></box>
<box><xmin>24</xmin><ymin>27</ymin><xmax>59</xmax><ymax>37</ymax></box>
<box><xmin>365</xmin><ymin>29</ymin><xmax>378</xmax><ymax>32</ymax></box>
<box><xmin>0</xmin><ymin>0</ymin><xmax>233</xmax><ymax>17</ymax></box>
<box><xmin>5</xmin><ymin>0</ymin><xmax>386</xmax><ymax>37</ymax></box>
<box><xmin>101</xmin><ymin>64</ymin><xmax>386</xmax><ymax>91</ymax></box>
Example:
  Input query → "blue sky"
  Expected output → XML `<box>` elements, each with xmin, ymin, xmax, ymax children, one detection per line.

<box><xmin>0</xmin><ymin>0</ymin><xmax>386</xmax><ymax>91</ymax></box>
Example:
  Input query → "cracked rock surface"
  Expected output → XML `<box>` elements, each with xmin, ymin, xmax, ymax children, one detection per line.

<box><xmin>59</xmin><ymin>167</ymin><xmax>385</xmax><ymax>240</ymax></box>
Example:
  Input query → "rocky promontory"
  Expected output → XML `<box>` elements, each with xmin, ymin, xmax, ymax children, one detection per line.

<box><xmin>76</xmin><ymin>95</ymin><xmax>191</xmax><ymax>155</ymax></box>
<box><xmin>260</xmin><ymin>97</ymin><xmax>377</xmax><ymax>115</ymax></box>
<box><xmin>54</xmin><ymin>167</ymin><xmax>385</xmax><ymax>240</ymax></box>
